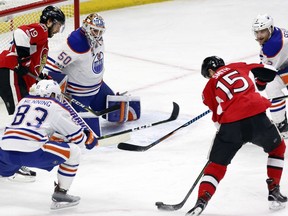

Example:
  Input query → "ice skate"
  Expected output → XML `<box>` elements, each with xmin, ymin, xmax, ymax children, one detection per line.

<box><xmin>267</xmin><ymin>178</ymin><xmax>287</xmax><ymax>210</ymax></box>
<box><xmin>51</xmin><ymin>183</ymin><xmax>80</xmax><ymax>210</ymax></box>
<box><xmin>186</xmin><ymin>192</ymin><xmax>211</xmax><ymax>216</ymax></box>
<box><xmin>8</xmin><ymin>166</ymin><xmax>36</xmax><ymax>183</ymax></box>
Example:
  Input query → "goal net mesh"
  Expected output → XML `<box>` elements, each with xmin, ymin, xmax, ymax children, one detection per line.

<box><xmin>0</xmin><ymin>0</ymin><xmax>78</xmax><ymax>51</ymax></box>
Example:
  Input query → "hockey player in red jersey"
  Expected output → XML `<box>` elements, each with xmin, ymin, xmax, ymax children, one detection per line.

<box><xmin>186</xmin><ymin>56</ymin><xmax>287</xmax><ymax>216</ymax></box>
<box><xmin>0</xmin><ymin>5</ymin><xmax>65</xmax><ymax>115</ymax></box>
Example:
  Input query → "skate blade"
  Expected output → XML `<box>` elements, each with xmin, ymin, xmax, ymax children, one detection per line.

<box><xmin>8</xmin><ymin>173</ymin><xmax>36</xmax><ymax>183</ymax></box>
<box><xmin>186</xmin><ymin>207</ymin><xmax>203</xmax><ymax>216</ymax></box>
<box><xmin>50</xmin><ymin>200</ymin><xmax>80</xmax><ymax>210</ymax></box>
<box><xmin>269</xmin><ymin>201</ymin><xmax>286</xmax><ymax>211</ymax></box>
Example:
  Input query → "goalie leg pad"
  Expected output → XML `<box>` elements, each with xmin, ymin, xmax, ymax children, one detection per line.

<box><xmin>106</xmin><ymin>95</ymin><xmax>129</xmax><ymax>123</ymax></box>
<box><xmin>128</xmin><ymin>96</ymin><xmax>141</xmax><ymax>121</ymax></box>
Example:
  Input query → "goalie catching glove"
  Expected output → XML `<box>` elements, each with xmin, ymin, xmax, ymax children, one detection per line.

<box><xmin>83</xmin><ymin>129</ymin><xmax>98</xmax><ymax>150</ymax></box>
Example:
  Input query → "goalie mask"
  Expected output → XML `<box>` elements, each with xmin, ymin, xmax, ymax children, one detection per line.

<box><xmin>34</xmin><ymin>80</ymin><xmax>63</xmax><ymax>102</ymax></box>
<box><xmin>201</xmin><ymin>56</ymin><xmax>225</xmax><ymax>79</ymax></box>
<box><xmin>82</xmin><ymin>13</ymin><xmax>105</xmax><ymax>43</ymax></box>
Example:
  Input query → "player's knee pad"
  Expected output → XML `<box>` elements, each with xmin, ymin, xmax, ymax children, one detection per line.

<box><xmin>106</xmin><ymin>95</ymin><xmax>141</xmax><ymax>123</ymax></box>
<box><xmin>66</xmin><ymin>143</ymin><xmax>81</xmax><ymax>165</ymax></box>
<box><xmin>78</xmin><ymin>112</ymin><xmax>102</xmax><ymax>136</ymax></box>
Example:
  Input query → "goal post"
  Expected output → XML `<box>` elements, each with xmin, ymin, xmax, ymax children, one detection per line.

<box><xmin>0</xmin><ymin>0</ymin><xmax>80</xmax><ymax>50</ymax></box>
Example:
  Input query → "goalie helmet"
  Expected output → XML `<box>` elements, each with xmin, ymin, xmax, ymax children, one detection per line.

<box><xmin>201</xmin><ymin>56</ymin><xmax>225</xmax><ymax>78</ymax></box>
<box><xmin>40</xmin><ymin>5</ymin><xmax>65</xmax><ymax>25</ymax></box>
<box><xmin>34</xmin><ymin>80</ymin><xmax>62</xmax><ymax>102</ymax></box>
<box><xmin>252</xmin><ymin>14</ymin><xmax>274</xmax><ymax>34</ymax></box>
<box><xmin>82</xmin><ymin>13</ymin><xmax>106</xmax><ymax>43</ymax></box>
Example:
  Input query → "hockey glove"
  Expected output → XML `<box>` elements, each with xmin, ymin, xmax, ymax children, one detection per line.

<box><xmin>84</xmin><ymin>129</ymin><xmax>98</xmax><ymax>150</ymax></box>
<box><xmin>14</xmin><ymin>64</ymin><xmax>30</xmax><ymax>76</ymax></box>
<box><xmin>38</xmin><ymin>72</ymin><xmax>52</xmax><ymax>80</ymax></box>
<box><xmin>255</xmin><ymin>78</ymin><xmax>267</xmax><ymax>91</ymax></box>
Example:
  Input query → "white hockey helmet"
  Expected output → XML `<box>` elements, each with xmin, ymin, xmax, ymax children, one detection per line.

<box><xmin>34</xmin><ymin>80</ymin><xmax>62</xmax><ymax>102</ymax></box>
<box><xmin>82</xmin><ymin>13</ymin><xmax>105</xmax><ymax>43</ymax></box>
<box><xmin>252</xmin><ymin>14</ymin><xmax>274</xmax><ymax>34</ymax></box>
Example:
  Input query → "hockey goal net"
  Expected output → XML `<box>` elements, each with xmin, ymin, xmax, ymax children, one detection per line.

<box><xmin>0</xmin><ymin>0</ymin><xmax>80</xmax><ymax>51</ymax></box>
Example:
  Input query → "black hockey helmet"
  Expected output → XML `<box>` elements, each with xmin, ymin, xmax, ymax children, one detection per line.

<box><xmin>201</xmin><ymin>56</ymin><xmax>225</xmax><ymax>78</ymax></box>
<box><xmin>40</xmin><ymin>5</ymin><xmax>65</xmax><ymax>25</ymax></box>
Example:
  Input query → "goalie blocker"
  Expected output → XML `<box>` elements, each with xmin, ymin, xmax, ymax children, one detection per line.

<box><xmin>106</xmin><ymin>95</ymin><xmax>141</xmax><ymax>123</ymax></box>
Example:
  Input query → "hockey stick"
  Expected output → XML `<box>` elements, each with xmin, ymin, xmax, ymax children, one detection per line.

<box><xmin>117</xmin><ymin>109</ymin><xmax>211</xmax><ymax>151</ymax></box>
<box><xmin>155</xmin><ymin>161</ymin><xmax>210</xmax><ymax>211</ymax></box>
<box><xmin>27</xmin><ymin>72</ymin><xmax>120</xmax><ymax>117</ymax></box>
<box><xmin>62</xmin><ymin>92</ymin><xmax>120</xmax><ymax>117</ymax></box>
<box><xmin>270</xmin><ymin>94</ymin><xmax>288</xmax><ymax>102</ymax></box>
<box><xmin>98</xmin><ymin>102</ymin><xmax>180</xmax><ymax>141</ymax></box>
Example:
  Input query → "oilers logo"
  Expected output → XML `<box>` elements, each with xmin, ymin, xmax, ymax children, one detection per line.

<box><xmin>92</xmin><ymin>51</ymin><xmax>104</xmax><ymax>74</ymax></box>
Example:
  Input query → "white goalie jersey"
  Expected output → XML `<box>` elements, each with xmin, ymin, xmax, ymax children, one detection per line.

<box><xmin>45</xmin><ymin>28</ymin><xmax>104</xmax><ymax>96</ymax></box>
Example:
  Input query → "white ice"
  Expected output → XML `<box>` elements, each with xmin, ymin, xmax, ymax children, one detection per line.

<box><xmin>1</xmin><ymin>0</ymin><xmax>288</xmax><ymax>215</ymax></box>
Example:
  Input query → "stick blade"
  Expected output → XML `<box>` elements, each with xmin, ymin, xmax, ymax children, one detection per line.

<box><xmin>117</xmin><ymin>142</ymin><xmax>147</xmax><ymax>151</ymax></box>
<box><xmin>169</xmin><ymin>102</ymin><xmax>180</xmax><ymax>121</ymax></box>
<box><xmin>155</xmin><ymin>201</ymin><xmax>180</xmax><ymax>211</ymax></box>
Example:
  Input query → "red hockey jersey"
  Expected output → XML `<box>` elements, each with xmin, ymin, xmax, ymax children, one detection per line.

<box><xmin>202</xmin><ymin>62</ymin><xmax>271</xmax><ymax>124</ymax></box>
<box><xmin>0</xmin><ymin>23</ymin><xmax>49</xmax><ymax>88</ymax></box>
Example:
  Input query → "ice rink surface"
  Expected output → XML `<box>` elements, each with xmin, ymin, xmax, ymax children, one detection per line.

<box><xmin>1</xmin><ymin>0</ymin><xmax>288</xmax><ymax>215</ymax></box>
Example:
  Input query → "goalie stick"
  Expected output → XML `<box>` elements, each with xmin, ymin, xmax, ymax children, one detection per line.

<box><xmin>28</xmin><ymin>72</ymin><xmax>120</xmax><ymax>117</ymax></box>
<box><xmin>98</xmin><ymin>102</ymin><xmax>179</xmax><ymax>141</ymax></box>
<box><xmin>62</xmin><ymin>92</ymin><xmax>120</xmax><ymax>117</ymax></box>
<box><xmin>155</xmin><ymin>161</ymin><xmax>210</xmax><ymax>211</ymax></box>
<box><xmin>117</xmin><ymin>109</ymin><xmax>211</xmax><ymax>152</ymax></box>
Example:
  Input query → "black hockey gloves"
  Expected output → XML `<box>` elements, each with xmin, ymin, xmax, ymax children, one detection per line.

<box><xmin>255</xmin><ymin>78</ymin><xmax>267</xmax><ymax>91</ymax></box>
<box><xmin>14</xmin><ymin>64</ymin><xmax>30</xmax><ymax>76</ymax></box>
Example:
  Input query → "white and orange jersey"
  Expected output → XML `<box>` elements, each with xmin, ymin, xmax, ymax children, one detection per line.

<box><xmin>260</xmin><ymin>27</ymin><xmax>288</xmax><ymax>83</ymax></box>
<box><xmin>260</xmin><ymin>27</ymin><xmax>288</xmax><ymax>70</ymax></box>
<box><xmin>0</xmin><ymin>95</ymin><xmax>86</xmax><ymax>152</ymax></box>
<box><xmin>44</xmin><ymin>28</ymin><xmax>104</xmax><ymax>96</ymax></box>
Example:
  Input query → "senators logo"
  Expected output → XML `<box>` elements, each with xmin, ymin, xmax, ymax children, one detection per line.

<box><xmin>34</xmin><ymin>47</ymin><xmax>49</xmax><ymax>74</ymax></box>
